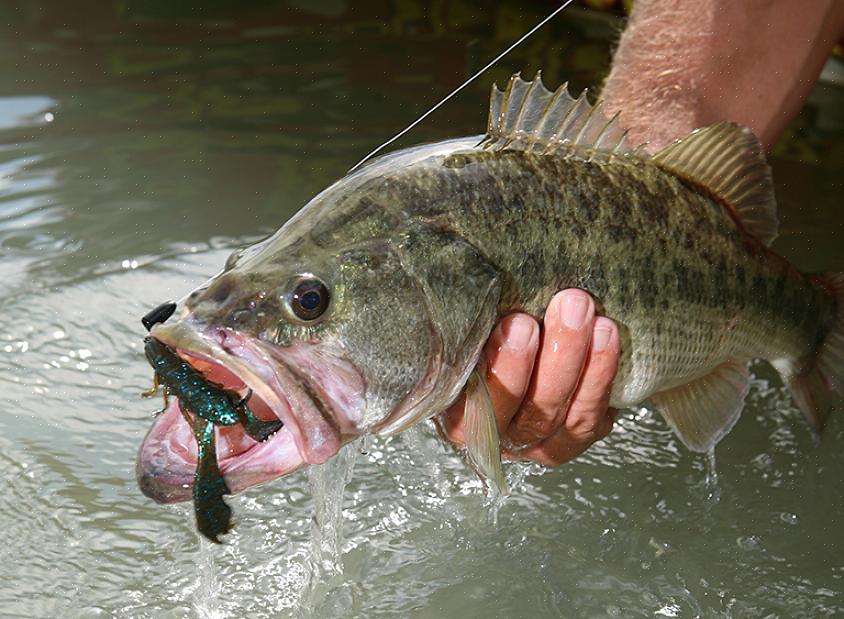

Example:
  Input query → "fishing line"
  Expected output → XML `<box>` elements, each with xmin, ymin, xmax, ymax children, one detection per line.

<box><xmin>348</xmin><ymin>0</ymin><xmax>577</xmax><ymax>172</ymax></box>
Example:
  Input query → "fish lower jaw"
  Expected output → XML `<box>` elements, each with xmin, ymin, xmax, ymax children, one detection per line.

<box><xmin>148</xmin><ymin>321</ymin><xmax>347</xmax><ymax>463</ymax></box>
<box><xmin>137</xmin><ymin>398</ymin><xmax>305</xmax><ymax>504</ymax></box>
<box><xmin>138</xmin><ymin>321</ymin><xmax>356</xmax><ymax>502</ymax></box>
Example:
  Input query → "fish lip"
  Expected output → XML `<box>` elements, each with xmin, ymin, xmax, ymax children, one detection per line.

<box><xmin>136</xmin><ymin>319</ymin><xmax>344</xmax><ymax>503</ymax></box>
<box><xmin>210</xmin><ymin>327</ymin><xmax>344</xmax><ymax>464</ymax></box>
<box><xmin>151</xmin><ymin>319</ymin><xmax>343</xmax><ymax>463</ymax></box>
<box><xmin>136</xmin><ymin>397</ymin><xmax>305</xmax><ymax>504</ymax></box>
<box><xmin>256</xmin><ymin>338</ymin><xmax>367</xmax><ymax>436</ymax></box>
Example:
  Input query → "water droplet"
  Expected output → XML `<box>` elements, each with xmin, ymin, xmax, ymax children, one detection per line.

<box><xmin>704</xmin><ymin>448</ymin><xmax>720</xmax><ymax>502</ymax></box>
<box><xmin>655</xmin><ymin>603</ymin><xmax>681</xmax><ymax>617</ymax></box>
<box><xmin>737</xmin><ymin>535</ymin><xmax>761</xmax><ymax>551</ymax></box>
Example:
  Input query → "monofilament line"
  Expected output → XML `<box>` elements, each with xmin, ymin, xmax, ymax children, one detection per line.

<box><xmin>348</xmin><ymin>0</ymin><xmax>577</xmax><ymax>173</ymax></box>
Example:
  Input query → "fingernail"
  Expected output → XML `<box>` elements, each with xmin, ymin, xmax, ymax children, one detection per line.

<box><xmin>559</xmin><ymin>290</ymin><xmax>589</xmax><ymax>330</ymax></box>
<box><xmin>592</xmin><ymin>318</ymin><xmax>614</xmax><ymax>351</ymax></box>
<box><xmin>502</xmin><ymin>314</ymin><xmax>536</xmax><ymax>352</ymax></box>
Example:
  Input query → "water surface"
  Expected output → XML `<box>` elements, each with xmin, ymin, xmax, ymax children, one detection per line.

<box><xmin>1</xmin><ymin>2</ymin><xmax>843</xmax><ymax>617</ymax></box>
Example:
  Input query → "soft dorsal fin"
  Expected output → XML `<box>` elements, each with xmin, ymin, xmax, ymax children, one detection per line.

<box><xmin>483</xmin><ymin>73</ymin><xmax>637</xmax><ymax>159</ymax></box>
<box><xmin>652</xmin><ymin>122</ymin><xmax>778</xmax><ymax>246</ymax></box>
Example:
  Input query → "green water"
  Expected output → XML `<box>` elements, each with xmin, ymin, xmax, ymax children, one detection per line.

<box><xmin>1</xmin><ymin>2</ymin><xmax>843</xmax><ymax>617</ymax></box>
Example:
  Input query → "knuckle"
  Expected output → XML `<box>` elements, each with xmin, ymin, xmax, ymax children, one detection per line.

<box><xmin>571</xmin><ymin>387</ymin><xmax>607</xmax><ymax>410</ymax></box>
<box><xmin>523</xmin><ymin>400</ymin><xmax>569</xmax><ymax>433</ymax></box>
<box><xmin>584</xmin><ymin>358</ymin><xmax>619</xmax><ymax>390</ymax></box>
<box><xmin>595</xmin><ymin>359</ymin><xmax>619</xmax><ymax>384</ymax></box>
<box><xmin>510</xmin><ymin>415</ymin><xmax>557</xmax><ymax>443</ymax></box>
<box><xmin>585</xmin><ymin>415</ymin><xmax>615</xmax><ymax>443</ymax></box>
<box><xmin>566</xmin><ymin>415</ymin><xmax>603</xmax><ymax>442</ymax></box>
<box><xmin>566</xmin><ymin>404</ymin><xmax>601</xmax><ymax>429</ymax></box>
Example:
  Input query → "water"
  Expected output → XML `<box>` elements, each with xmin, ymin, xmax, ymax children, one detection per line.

<box><xmin>1</xmin><ymin>2</ymin><xmax>842</xmax><ymax>617</ymax></box>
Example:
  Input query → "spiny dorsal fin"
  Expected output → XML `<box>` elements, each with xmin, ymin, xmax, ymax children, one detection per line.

<box><xmin>652</xmin><ymin>122</ymin><xmax>778</xmax><ymax>246</ymax></box>
<box><xmin>484</xmin><ymin>73</ymin><xmax>634</xmax><ymax>160</ymax></box>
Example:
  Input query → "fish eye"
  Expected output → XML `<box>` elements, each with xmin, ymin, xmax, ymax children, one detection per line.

<box><xmin>289</xmin><ymin>276</ymin><xmax>330</xmax><ymax>321</ymax></box>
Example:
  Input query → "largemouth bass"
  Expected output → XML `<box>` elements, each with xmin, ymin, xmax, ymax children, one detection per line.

<box><xmin>137</xmin><ymin>74</ymin><xmax>844</xmax><ymax>511</ymax></box>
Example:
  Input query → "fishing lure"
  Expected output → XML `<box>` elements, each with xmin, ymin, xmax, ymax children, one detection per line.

<box><xmin>142</xmin><ymin>308</ymin><xmax>282</xmax><ymax>542</ymax></box>
<box><xmin>142</xmin><ymin>301</ymin><xmax>177</xmax><ymax>331</ymax></box>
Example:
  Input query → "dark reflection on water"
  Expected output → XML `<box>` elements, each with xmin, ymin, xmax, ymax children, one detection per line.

<box><xmin>0</xmin><ymin>1</ymin><xmax>841</xmax><ymax>617</ymax></box>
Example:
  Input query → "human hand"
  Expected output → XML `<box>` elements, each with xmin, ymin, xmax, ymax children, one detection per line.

<box><xmin>442</xmin><ymin>289</ymin><xmax>620</xmax><ymax>466</ymax></box>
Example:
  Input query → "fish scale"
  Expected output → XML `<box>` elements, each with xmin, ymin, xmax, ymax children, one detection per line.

<box><xmin>138</xmin><ymin>73</ymin><xmax>844</xmax><ymax>510</ymax></box>
<box><xmin>429</xmin><ymin>154</ymin><xmax>820</xmax><ymax>405</ymax></box>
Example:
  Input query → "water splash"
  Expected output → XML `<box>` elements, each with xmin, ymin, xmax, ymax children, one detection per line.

<box><xmin>484</xmin><ymin>488</ymin><xmax>507</xmax><ymax>527</ymax></box>
<box><xmin>703</xmin><ymin>448</ymin><xmax>721</xmax><ymax>503</ymax></box>
<box><xmin>401</xmin><ymin>423</ymin><xmax>450</xmax><ymax>493</ymax></box>
<box><xmin>307</xmin><ymin>444</ymin><xmax>358</xmax><ymax>576</ymax></box>
<box><xmin>193</xmin><ymin>537</ymin><xmax>224</xmax><ymax>619</ymax></box>
<box><xmin>298</xmin><ymin>443</ymin><xmax>358</xmax><ymax>614</ymax></box>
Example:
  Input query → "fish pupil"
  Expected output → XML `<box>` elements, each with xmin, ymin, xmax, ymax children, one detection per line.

<box><xmin>300</xmin><ymin>290</ymin><xmax>321</xmax><ymax>310</ymax></box>
<box><xmin>290</xmin><ymin>276</ymin><xmax>329</xmax><ymax>320</ymax></box>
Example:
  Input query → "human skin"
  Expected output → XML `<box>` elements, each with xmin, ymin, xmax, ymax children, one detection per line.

<box><xmin>442</xmin><ymin>0</ymin><xmax>844</xmax><ymax>464</ymax></box>
<box><xmin>602</xmin><ymin>0</ymin><xmax>844</xmax><ymax>152</ymax></box>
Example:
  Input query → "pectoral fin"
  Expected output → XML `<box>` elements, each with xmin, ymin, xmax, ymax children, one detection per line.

<box><xmin>463</xmin><ymin>368</ymin><xmax>508</xmax><ymax>496</ymax></box>
<box><xmin>649</xmin><ymin>361</ymin><xmax>750</xmax><ymax>452</ymax></box>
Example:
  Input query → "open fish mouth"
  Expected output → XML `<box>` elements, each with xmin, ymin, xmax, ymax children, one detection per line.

<box><xmin>137</xmin><ymin>320</ymin><xmax>364</xmax><ymax>504</ymax></box>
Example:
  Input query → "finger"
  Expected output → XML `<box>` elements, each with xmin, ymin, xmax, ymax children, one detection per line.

<box><xmin>510</xmin><ymin>408</ymin><xmax>616</xmax><ymax>466</ymax></box>
<box><xmin>564</xmin><ymin>317</ymin><xmax>620</xmax><ymax>430</ymax></box>
<box><xmin>506</xmin><ymin>289</ymin><xmax>595</xmax><ymax>446</ymax></box>
<box><xmin>485</xmin><ymin>313</ymin><xmax>540</xmax><ymax>433</ymax></box>
<box><xmin>514</xmin><ymin>317</ymin><xmax>620</xmax><ymax>465</ymax></box>
<box><xmin>441</xmin><ymin>313</ymin><xmax>539</xmax><ymax>446</ymax></box>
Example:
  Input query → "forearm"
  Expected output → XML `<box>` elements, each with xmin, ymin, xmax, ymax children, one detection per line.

<box><xmin>601</xmin><ymin>0</ymin><xmax>844</xmax><ymax>152</ymax></box>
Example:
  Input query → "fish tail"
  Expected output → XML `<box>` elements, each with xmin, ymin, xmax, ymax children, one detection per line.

<box><xmin>786</xmin><ymin>273</ymin><xmax>844</xmax><ymax>432</ymax></box>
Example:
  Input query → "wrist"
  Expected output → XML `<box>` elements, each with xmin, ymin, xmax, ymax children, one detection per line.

<box><xmin>600</xmin><ymin>0</ymin><xmax>844</xmax><ymax>152</ymax></box>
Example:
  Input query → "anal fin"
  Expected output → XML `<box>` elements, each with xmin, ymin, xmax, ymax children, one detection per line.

<box><xmin>463</xmin><ymin>367</ymin><xmax>508</xmax><ymax>496</ymax></box>
<box><xmin>649</xmin><ymin>361</ymin><xmax>750</xmax><ymax>452</ymax></box>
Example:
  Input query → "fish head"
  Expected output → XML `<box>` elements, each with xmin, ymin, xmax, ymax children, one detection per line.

<box><xmin>137</xmin><ymin>222</ymin><xmax>455</xmax><ymax>504</ymax></box>
<box><xmin>138</xmin><ymin>149</ymin><xmax>502</xmax><ymax>504</ymax></box>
